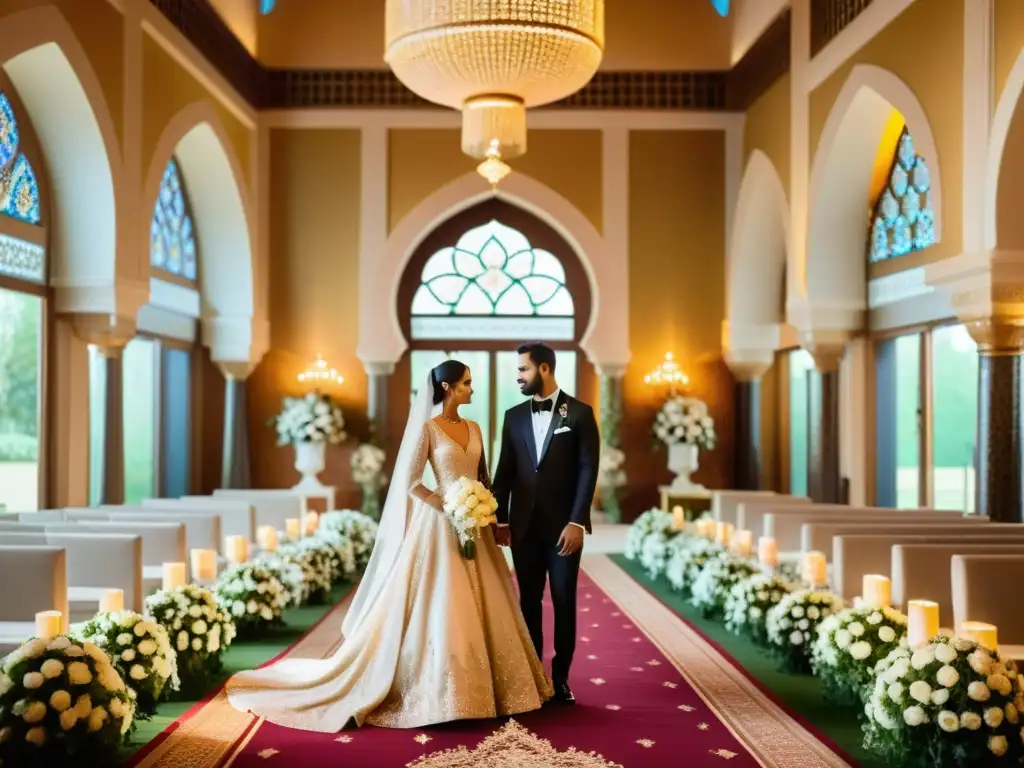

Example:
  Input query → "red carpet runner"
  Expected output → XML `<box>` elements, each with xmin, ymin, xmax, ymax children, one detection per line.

<box><xmin>229</xmin><ymin>570</ymin><xmax>759</xmax><ymax>767</ymax></box>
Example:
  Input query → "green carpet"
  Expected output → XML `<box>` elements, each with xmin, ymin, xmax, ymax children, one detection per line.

<box><xmin>125</xmin><ymin>583</ymin><xmax>352</xmax><ymax>756</ymax></box>
<box><xmin>611</xmin><ymin>554</ymin><xmax>883</xmax><ymax>768</ymax></box>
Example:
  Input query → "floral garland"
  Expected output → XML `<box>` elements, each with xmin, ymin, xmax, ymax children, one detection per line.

<box><xmin>765</xmin><ymin>589</ymin><xmax>843</xmax><ymax>674</ymax></box>
<box><xmin>723</xmin><ymin>574</ymin><xmax>794</xmax><ymax>646</ymax></box>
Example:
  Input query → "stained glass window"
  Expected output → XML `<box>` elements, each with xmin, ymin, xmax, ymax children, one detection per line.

<box><xmin>868</xmin><ymin>128</ymin><xmax>935</xmax><ymax>263</ymax></box>
<box><xmin>410</xmin><ymin>219</ymin><xmax>575</xmax><ymax>341</ymax></box>
<box><xmin>710</xmin><ymin>0</ymin><xmax>730</xmax><ymax>16</ymax></box>
<box><xmin>150</xmin><ymin>158</ymin><xmax>198</xmax><ymax>281</ymax></box>
<box><xmin>0</xmin><ymin>93</ymin><xmax>42</xmax><ymax>226</ymax></box>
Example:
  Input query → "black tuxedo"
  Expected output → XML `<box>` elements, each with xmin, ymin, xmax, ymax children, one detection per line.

<box><xmin>492</xmin><ymin>390</ymin><xmax>599</xmax><ymax>683</ymax></box>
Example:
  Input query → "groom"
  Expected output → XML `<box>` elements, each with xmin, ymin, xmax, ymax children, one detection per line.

<box><xmin>492</xmin><ymin>341</ymin><xmax>600</xmax><ymax>704</ymax></box>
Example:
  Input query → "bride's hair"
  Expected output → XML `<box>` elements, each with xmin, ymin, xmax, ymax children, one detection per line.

<box><xmin>430</xmin><ymin>359</ymin><xmax>468</xmax><ymax>404</ymax></box>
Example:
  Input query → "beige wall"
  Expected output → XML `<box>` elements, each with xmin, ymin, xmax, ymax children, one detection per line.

<box><xmin>745</xmin><ymin>73</ymin><xmax>791</xmax><ymax>197</ymax></box>
<box><xmin>995</xmin><ymin>0</ymin><xmax>1024</xmax><ymax>110</ymax></box>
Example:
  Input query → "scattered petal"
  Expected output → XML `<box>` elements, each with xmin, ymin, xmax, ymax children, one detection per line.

<box><xmin>646</xmin><ymin>660</ymin><xmax>662</xmax><ymax>667</ymax></box>
<box><xmin>621</xmin><ymin>624</ymin><xmax>632</xmax><ymax>629</ymax></box>
<box><xmin>698</xmin><ymin>723</ymin><xmax>710</xmax><ymax>731</ymax></box>
<box><xmin>591</xmin><ymin>623</ymin><xmax>600</xmax><ymax>628</ymax></box>
<box><xmin>580</xmin><ymin>607</ymin><xmax>591</xmax><ymax>613</ymax></box>
<box><xmin>414</xmin><ymin>734</ymin><xmax>433</xmax><ymax>745</ymax></box>
<box><xmin>606</xmin><ymin>704</ymin><xmax>621</xmax><ymax>711</ymax></box>
<box><xmin>611</xmin><ymin>612</ymin><xmax>621</xmax><ymax>617</ymax></box>
<box><xmin>636</xmin><ymin>738</ymin><xmax>655</xmax><ymax>748</ymax></box>
<box><xmin>587</xmin><ymin>654</ymin><xmax>598</xmax><ymax>660</ymax></box>
<box><xmin>258</xmin><ymin>749</ymin><xmax>280</xmax><ymax>759</ymax></box>
<box><xmin>663</xmin><ymin>682</ymin><xmax>678</xmax><ymax>689</ymax></box>
<box><xmin>581</xmin><ymin>636</ymin><xmax>591</xmax><ymax>642</ymax></box>
<box><xmin>334</xmin><ymin>735</ymin><xmax>353</xmax><ymax>744</ymax></box>
<box><xmin>711</xmin><ymin>749</ymin><xmax>738</xmax><ymax>759</ymax></box>
<box><xmin>590</xmin><ymin>678</ymin><xmax>606</xmax><ymax>686</ymax></box>
<box><xmin>630</xmin><ymin>666</ymin><xmax>645</xmax><ymax>672</ymax></box>
<box><xmin>678</xmin><ymin>704</ymin><xmax>696</xmax><ymax>712</ymax></box>
<box><xmin>632</xmin><ymin>637</ymin><xmax>642</xmax><ymax>643</ymax></box>
<box><xmin>585</xmin><ymin>593</ymin><xmax>592</xmax><ymax>599</ymax></box>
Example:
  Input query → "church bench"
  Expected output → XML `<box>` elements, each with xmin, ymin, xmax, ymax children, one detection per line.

<box><xmin>86</xmin><ymin>507</ymin><xmax>222</xmax><ymax>555</ymax></box>
<box><xmin>143</xmin><ymin>497</ymin><xmax>256</xmax><ymax>540</ymax></box>
<box><xmin>0</xmin><ymin>546</ymin><xmax>68</xmax><ymax>653</ymax></box>
<box><xmin>211</xmin><ymin>490</ymin><xmax>304</xmax><ymax>532</ymax></box>
<box><xmin>951</xmin><ymin>554</ymin><xmax>1024</xmax><ymax>650</ymax></box>
<box><xmin>711</xmin><ymin>491</ymin><xmax>808</xmax><ymax>526</ymax></box>
<box><xmin>764</xmin><ymin>509</ymin><xmax>986</xmax><ymax>552</ymax></box>
<box><xmin>805</xmin><ymin>517</ymin><xmax>997</xmax><ymax>559</ymax></box>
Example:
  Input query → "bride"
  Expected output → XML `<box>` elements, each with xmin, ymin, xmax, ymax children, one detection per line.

<box><xmin>226</xmin><ymin>360</ymin><xmax>552</xmax><ymax>731</ymax></box>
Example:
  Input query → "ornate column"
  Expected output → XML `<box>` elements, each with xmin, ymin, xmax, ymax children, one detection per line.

<box><xmin>927</xmin><ymin>251</ymin><xmax>1024</xmax><ymax>522</ymax></box>
<box><xmin>596</xmin><ymin>363</ymin><xmax>626</xmax><ymax>522</ymax></box>
<box><xmin>364</xmin><ymin>361</ymin><xmax>395</xmax><ymax>449</ymax></box>
<box><xmin>805</xmin><ymin>340</ymin><xmax>847</xmax><ymax>504</ymax></box>
<box><xmin>219</xmin><ymin>362</ymin><xmax>254</xmax><ymax>490</ymax></box>
<box><xmin>727</xmin><ymin>360</ymin><xmax>772</xmax><ymax>491</ymax></box>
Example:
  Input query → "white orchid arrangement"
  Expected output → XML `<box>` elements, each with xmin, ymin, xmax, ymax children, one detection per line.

<box><xmin>864</xmin><ymin>636</ymin><xmax>1024</xmax><ymax>766</ymax></box>
<box><xmin>766</xmin><ymin>589</ymin><xmax>843</xmax><ymax>673</ymax></box>
<box><xmin>0</xmin><ymin>634</ymin><xmax>134</xmax><ymax>764</ymax></box>
<box><xmin>598</xmin><ymin>444</ymin><xmax>627</xmax><ymax>489</ymax></box>
<box><xmin>319</xmin><ymin>510</ymin><xmax>378</xmax><ymax>571</ymax></box>
<box><xmin>690</xmin><ymin>554</ymin><xmax>760</xmax><ymax>619</ymax></box>
<box><xmin>653</xmin><ymin>395</ymin><xmax>716</xmax><ymax>450</ymax></box>
<box><xmin>442</xmin><ymin>476</ymin><xmax>499</xmax><ymax>559</ymax></box>
<box><xmin>665</xmin><ymin>536</ymin><xmax>726</xmax><ymax>596</ymax></box>
<box><xmin>724</xmin><ymin>574</ymin><xmax>795</xmax><ymax>646</ymax></box>
<box><xmin>144</xmin><ymin>585</ymin><xmax>235</xmax><ymax>694</ymax></box>
<box><xmin>810</xmin><ymin>605</ymin><xmax>908</xmax><ymax>706</ymax></box>
<box><xmin>215</xmin><ymin>562</ymin><xmax>292</xmax><ymax>635</ymax></box>
<box><xmin>78</xmin><ymin>611</ymin><xmax>179</xmax><ymax>717</ymax></box>
<box><xmin>272</xmin><ymin>391</ymin><xmax>347</xmax><ymax>446</ymax></box>
<box><xmin>271</xmin><ymin>539</ymin><xmax>339</xmax><ymax>605</ymax></box>
<box><xmin>624</xmin><ymin>508</ymin><xmax>674</xmax><ymax>561</ymax></box>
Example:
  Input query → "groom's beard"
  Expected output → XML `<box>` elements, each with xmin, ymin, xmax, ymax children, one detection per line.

<box><xmin>519</xmin><ymin>377</ymin><xmax>543</xmax><ymax>397</ymax></box>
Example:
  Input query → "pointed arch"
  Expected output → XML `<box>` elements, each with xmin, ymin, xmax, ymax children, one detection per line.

<box><xmin>0</xmin><ymin>92</ymin><xmax>43</xmax><ymax>227</ymax></box>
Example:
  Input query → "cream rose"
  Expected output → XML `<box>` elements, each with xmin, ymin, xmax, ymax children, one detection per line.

<box><xmin>937</xmin><ymin>710</ymin><xmax>959</xmax><ymax>732</ymax></box>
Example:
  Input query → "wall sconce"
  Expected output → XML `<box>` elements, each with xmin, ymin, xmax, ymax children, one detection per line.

<box><xmin>643</xmin><ymin>352</ymin><xmax>689</xmax><ymax>394</ymax></box>
<box><xmin>298</xmin><ymin>354</ymin><xmax>343</xmax><ymax>387</ymax></box>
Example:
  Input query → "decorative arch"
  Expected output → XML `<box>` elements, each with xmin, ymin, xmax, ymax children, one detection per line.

<box><xmin>0</xmin><ymin>6</ymin><xmax>121</xmax><ymax>312</ymax></box>
<box><xmin>805</xmin><ymin>64</ymin><xmax>943</xmax><ymax>318</ymax></box>
<box><xmin>360</xmin><ymin>171</ymin><xmax>626</xmax><ymax>368</ymax></box>
<box><xmin>985</xmin><ymin>49</ymin><xmax>1024</xmax><ymax>250</ymax></box>
<box><xmin>143</xmin><ymin>101</ymin><xmax>256</xmax><ymax>361</ymax></box>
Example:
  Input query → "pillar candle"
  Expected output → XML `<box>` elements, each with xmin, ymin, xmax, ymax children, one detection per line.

<box><xmin>264</xmin><ymin>529</ymin><xmax>280</xmax><ymax>552</ymax></box>
<box><xmin>801</xmin><ymin>551</ymin><xmax>827</xmax><ymax>587</ymax></box>
<box><xmin>960</xmin><ymin>621</ymin><xmax>998</xmax><ymax>651</ymax></box>
<box><xmin>99</xmin><ymin>589</ymin><xmax>124</xmax><ymax>614</ymax></box>
<box><xmin>191</xmin><ymin>549</ymin><xmax>217</xmax><ymax>582</ymax></box>
<box><xmin>861</xmin><ymin>574</ymin><xmax>892</xmax><ymax>609</ymax></box>
<box><xmin>715</xmin><ymin>521</ymin><xmax>734</xmax><ymax>546</ymax></box>
<box><xmin>285</xmin><ymin>518</ymin><xmax>301</xmax><ymax>541</ymax></box>
<box><xmin>907</xmin><ymin>600</ymin><xmax>940</xmax><ymax>648</ymax></box>
<box><xmin>35</xmin><ymin>611</ymin><xmax>62</xmax><ymax>640</ymax></box>
<box><xmin>304</xmin><ymin>512</ymin><xmax>319</xmax><ymax>536</ymax></box>
<box><xmin>162</xmin><ymin>562</ymin><xmax>186</xmax><ymax>591</ymax></box>
<box><xmin>225</xmin><ymin>535</ymin><xmax>248</xmax><ymax>564</ymax></box>
<box><xmin>732</xmin><ymin>529</ymin><xmax>753</xmax><ymax>557</ymax></box>
<box><xmin>256</xmin><ymin>525</ymin><xmax>275</xmax><ymax>550</ymax></box>
<box><xmin>672</xmin><ymin>506</ymin><xmax>685</xmax><ymax>531</ymax></box>
<box><xmin>758</xmin><ymin>537</ymin><xmax>778</xmax><ymax>568</ymax></box>
<box><xmin>697</xmin><ymin>519</ymin><xmax>715</xmax><ymax>538</ymax></box>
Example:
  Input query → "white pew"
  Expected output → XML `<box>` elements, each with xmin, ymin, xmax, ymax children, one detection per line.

<box><xmin>211</xmin><ymin>490</ymin><xmax>304</xmax><ymax>531</ymax></box>
<box><xmin>0</xmin><ymin>546</ymin><xmax>68</xmax><ymax>652</ymax></box>
<box><xmin>142</xmin><ymin>497</ymin><xmax>255</xmax><ymax>540</ymax></box>
<box><xmin>712</xmin><ymin>492</ymin><xmax>808</xmax><ymax>526</ymax></box>
<box><xmin>84</xmin><ymin>507</ymin><xmax>221</xmax><ymax>554</ymax></box>
<box><xmin>951</xmin><ymin>554</ymin><xmax>1024</xmax><ymax>654</ymax></box>
<box><xmin>42</xmin><ymin>522</ymin><xmax>184</xmax><ymax>588</ymax></box>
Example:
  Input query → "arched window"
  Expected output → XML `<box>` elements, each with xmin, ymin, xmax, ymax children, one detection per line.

<box><xmin>868</xmin><ymin>127</ymin><xmax>935</xmax><ymax>263</ymax></box>
<box><xmin>0</xmin><ymin>94</ymin><xmax>41</xmax><ymax>228</ymax></box>
<box><xmin>150</xmin><ymin>158</ymin><xmax>198</xmax><ymax>282</ymax></box>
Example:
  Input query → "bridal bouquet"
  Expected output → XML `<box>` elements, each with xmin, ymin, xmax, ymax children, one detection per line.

<box><xmin>271</xmin><ymin>391</ymin><xmax>347</xmax><ymax>446</ymax></box>
<box><xmin>442</xmin><ymin>475</ymin><xmax>499</xmax><ymax>559</ymax></box>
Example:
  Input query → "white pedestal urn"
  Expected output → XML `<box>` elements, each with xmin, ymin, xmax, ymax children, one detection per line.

<box><xmin>293</xmin><ymin>440</ymin><xmax>327</xmax><ymax>490</ymax></box>
<box><xmin>668</xmin><ymin>442</ymin><xmax>705</xmax><ymax>492</ymax></box>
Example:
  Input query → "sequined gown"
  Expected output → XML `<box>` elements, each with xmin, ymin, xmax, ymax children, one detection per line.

<box><xmin>226</xmin><ymin>419</ymin><xmax>552</xmax><ymax>731</ymax></box>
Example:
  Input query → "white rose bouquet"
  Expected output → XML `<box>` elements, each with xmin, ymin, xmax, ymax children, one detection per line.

<box><xmin>215</xmin><ymin>562</ymin><xmax>292</xmax><ymax>635</ymax></box>
<box><xmin>864</xmin><ymin>636</ymin><xmax>1024</xmax><ymax>766</ymax></box>
<box><xmin>810</xmin><ymin>605</ymin><xmax>908</xmax><ymax>706</ymax></box>
<box><xmin>0</xmin><ymin>634</ymin><xmax>134</xmax><ymax>765</ymax></box>
<box><xmin>724</xmin><ymin>574</ymin><xmax>795</xmax><ymax>646</ymax></box>
<box><xmin>442</xmin><ymin>475</ymin><xmax>499</xmax><ymax>559</ymax></box>
<box><xmin>319</xmin><ymin>510</ymin><xmax>378</xmax><ymax>571</ymax></box>
<box><xmin>271</xmin><ymin>539</ymin><xmax>339</xmax><ymax>605</ymax></box>
<box><xmin>78</xmin><ymin>611</ymin><xmax>179</xmax><ymax>716</ymax></box>
<box><xmin>145</xmin><ymin>585</ymin><xmax>235</xmax><ymax>695</ymax></box>
<box><xmin>653</xmin><ymin>396</ymin><xmax>716</xmax><ymax>450</ymax></box>
<box><xmin>766</xmin><ymin>589</ymin><xmax>843</xmax><ymax>673</ymax></box>
<box><xmin>624</xmin><ymin>508</ymin><xmax>674</xmax><ymax>561</ymax></box>
<box><xmin>690</xmin><ymin>555</ymin><xmax>759</xmax><ymax>619</ymax></box>
<box><xmin>665</xmin><ymin>536</ymin><xmax>726</xmax><ymax>596</ymax></box>
<box><xmin>272</xmin><ymin>391</ymin><xmax>347</xmax><ymax>446</ymax></box>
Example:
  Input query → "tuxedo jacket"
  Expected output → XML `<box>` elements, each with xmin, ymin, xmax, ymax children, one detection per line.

<box><xmin>492</xmin><ymin>391</ymin><xmax>600</xmax><ymax>545</ymax></box>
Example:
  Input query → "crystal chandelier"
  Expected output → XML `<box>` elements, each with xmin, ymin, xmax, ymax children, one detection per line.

<box><xmin>644</xmin><ymin>352</ymin><xmax>690</xmax><ymax>392</ymax></box>
<box><xmin>298</xmin><ymin>354</ymin><xmax>343</xmax><ymax>387</ymax></box>
<box><xmin>385</xmin><ymin>1</ymin><xmax>605</xmax><ymax>187</ymax></box>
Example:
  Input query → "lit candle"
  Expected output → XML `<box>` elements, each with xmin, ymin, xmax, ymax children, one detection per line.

<box><xmin>256</xmin><ymin>525</ymin><xmax>275</xmax><ymax>550</ymax></box>
<box><xmin>162</xmin><ymin>562</ymin><xmax>186</xmax><ymax>591</ymax></box>
<box><xmin>672</xmin><ymin>506</ymin><xmax>685</xmax><ymax>531</ymax></box>
<box><xmin>697</xmin><ymin>519</ymin><xmax>715</xmax><ymax>538</ymax></box>
<box><xmin>907</xmin><ymin>600</ymin><xmax>940</xmax><ymax>648</ymax></box>
<box><xmin>960</xmin><ymin>621</ymin><xmax>998</xmax><ymax>651</ymax></box>
<box><xmin>265</xmin><ymin>529</ymin><xmax>280</xmax><ymax>552</ymax></box>
<box><xmin>861</xmin><ymin>574</ymin><xmax>892</xmax><ymax>609</ymax></box>
<box><xmin>35</xmin><ymin>611</ymin><xmax>62</xmax><ymax>640</ymax></box>
<box><xmin>801</xmin><ymin>551</ymin><xmax>827</xmax><ymax>587</ymax></box>
<box><xmin>758</xmin><ymin>537</ymin><xmax>778</xmax><ymax>568</ymax></box>
<box><xmin>285</xmin><ymin>518</ymin><xmax>301</xmax><ymax>541</ymax></box>
<box><xmin>732</xmin><ymin>529</ymin><xmax>753</xmax><ymax>557</ymax></box>
<box><xmin>191</xmin><ymin>549</ymin><xmax>217</xmax><ymax>582</ymax></box>
<box><xmin>99</xmin><ymin>589</ymin><xmax>124</xmax><ymax>614</ymax></box>
<box><xmin>225</xmin><ymin>535</ymin><xmax>248</xmax><ymax>564</ymax></box>
<box><xmin>304</xmin><ymin>512</ymin><xmax>319</xmax><ymax>536</ymax></box>
<box><xmin>715</xmin><ymin>521</ymin><xmax>734</xmax><ymax>546</ymax></box>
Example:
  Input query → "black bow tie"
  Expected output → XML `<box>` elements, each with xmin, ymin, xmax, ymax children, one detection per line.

<box><xmin>532</xmin><ymin>399</ymin><xmax>554</xmax><ymax>414</ymax></box>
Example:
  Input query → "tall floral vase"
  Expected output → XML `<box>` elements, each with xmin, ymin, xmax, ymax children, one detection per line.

<box><xmin>360</xmin><ymin>482</ymin><xmax>382</xmax><ymax>521</ymax></box>
<box><xmin>293</xmin><ymin>440</ymin><xmax>326</xmax><ymax>490</ymax></box>
<box><xmin>668</xmin><ymin>442</ymin><xmax>705</xmax><ymax>492</ymax></box>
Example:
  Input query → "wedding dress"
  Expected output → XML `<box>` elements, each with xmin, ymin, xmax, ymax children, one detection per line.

<box><xmin>226</xmin><ymin>377</ymin><xmax>552</xmax><ymax>731</ymax></box>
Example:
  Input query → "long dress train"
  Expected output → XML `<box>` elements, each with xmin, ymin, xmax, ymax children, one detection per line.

<box><xmin>226</xmin><ymin>419</ymin><xmax>552</xmax><ymax>731</ymax></box>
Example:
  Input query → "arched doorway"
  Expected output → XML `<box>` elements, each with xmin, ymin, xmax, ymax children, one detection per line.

<box><xmin>394</xmin><ymin>199</ymin><xmax>594</xmax><ymax>465</ymax></box>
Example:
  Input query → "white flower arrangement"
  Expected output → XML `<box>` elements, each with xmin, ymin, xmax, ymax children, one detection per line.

<box><xmin>214</xmin><ymin>562</ymin><xmax>292</xmax><ymax>635</ymax></box>
<box><xmin>597</xmin><ymin>444</ymin><xmax>627</xmax><ymax>489</ymax></box>
<box><xmin>724</xmin><ymin>574</ymin><xmax>795</xmax><ymax>646</ymax></box>
<box><xmin>144</xmin><ymin>585</ymin><xmax>235</xmax><ymax>694</ymax></box>
<box><xmin>810</xmin><ymin>605</ymin><xmax>908</xmax><ymax>706</ymax></box>
<box><xmin>319</xmin><ymin>510</ymin><xmax>378</xmax><ymax>571</ymax></box>
<box><xmin>653</xmin><ymin>396</ymin><xmax>716</xmax><ymax>450</ymax></box>
<box><xmin>624</xmin><ymin>508</ymin><xmax>674</xmax><ymax>561</ymax></box>
<box><xmin>664</xmin><ymin>536</ymin><xmax>726</xmax><ymax>596</ymax></box>
<box><xmin>766</xmin><ymin>589</ymin><xmax>843</xmax><ymax>673</ymax></box>
<box><xmin>864</xmin><ymin>636</ymin><xmax>1024</xmax><ymax>766</ymax></box>
<box><xmin>0</xmin><ymin>634</ymin><xmax>134</xmax><ymax>765</ymax></box>
<box><xmin>272</xmin><ymin>391</ymin><xmax>347</xmax><ymax>446</ymax></box>
<box><xmin>270</xmin><ymin>539</ymin><xmax>339</xmax><ymax>605</ymax></box>
<box><xmin>78</xmin><ymin>611</ymin><xmax>179</xmax><ymax>717</ymax></box>
<box><xmin>442</xmin><ymin>475</ymin><xmax>499</xmax><ymax>559</ymax></box>
<box><xmin>690</xmin><ymin>554</ymin><xmax>760</xmax><ymax>619</ymax></box>
<box><xmin>312</xmin><ymin>527</ymin><xmax>359</xmax><ymax>581</ymax></box>
<box><xmin>350</xmin><ymin>443</ymin><xmax>387</xmax><ymax>487</ymax></box>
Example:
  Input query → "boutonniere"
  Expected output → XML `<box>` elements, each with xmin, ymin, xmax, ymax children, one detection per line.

<box><xmin>554</xmin><ymin>402</ymin><xmax>572</xmax><ymax>434</ymax></box>
<box><xmin>558</xmin><ymin>402</ymin><xmax>569</xmax><ymax>420</ymax></box>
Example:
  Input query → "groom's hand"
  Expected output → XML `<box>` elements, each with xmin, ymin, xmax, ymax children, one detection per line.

<box><xmin>493</xmin><ymin>524</ymin><xmax>511</xmax><ymax>547</ymax></box>
<box><xmin>557</xmin><ymin>524</ymin><xmax>584</xmax><ymax>556</ymax></box>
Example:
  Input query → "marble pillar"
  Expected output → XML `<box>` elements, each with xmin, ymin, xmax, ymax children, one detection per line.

<box><xmin>219</xmin><ymin>363</ymin><xmax>254</xmax><ymax>490</ymax></box>
<box><xmin>91</xmin><ymin>345</ymin><xmax>125</xmax><ymax>506</ymax></box>
<box><xmin>976</xmin><ymin>347</ymin><xmax>1022</xmax><ymax>522</ymax></box>
<box><xmin>807</xmin><ymin>346</ymin><xmax>844</xmax><ymax>504</ymax></box>
<box><xmin>365</xmin><ymin>361</ymin><xmax>395</xmax><ymax>450</ymax></box>
<box><xmin>733</xmin><ymin>379</ymin><xmax>761</xmax><ymax>490</ymax></box>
